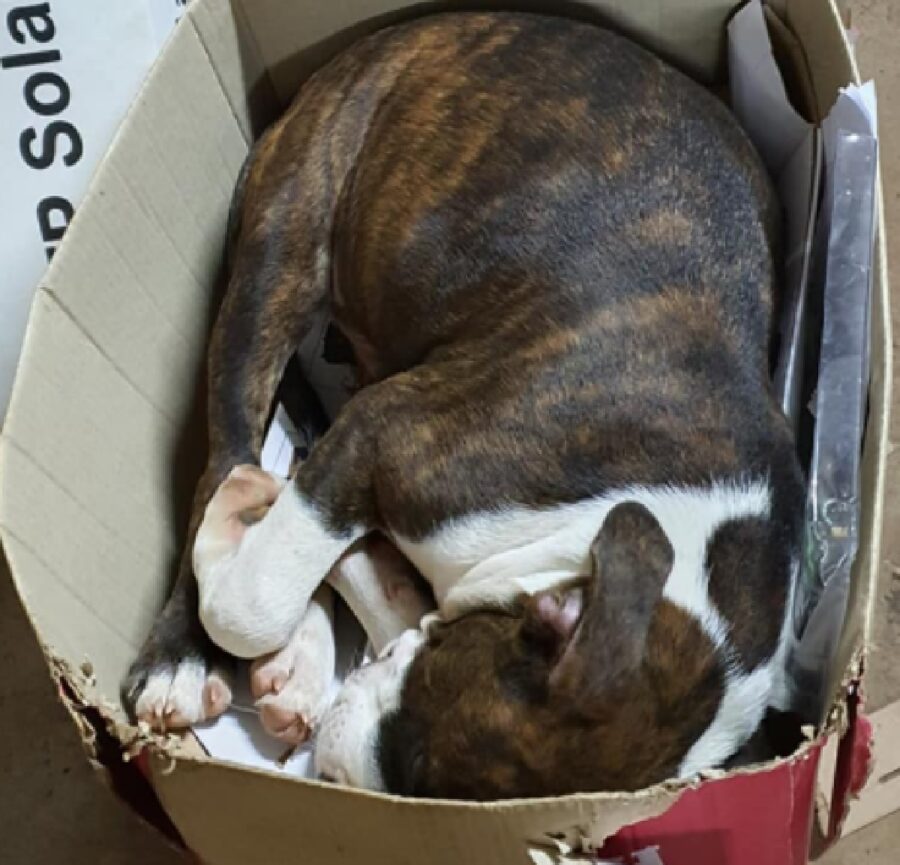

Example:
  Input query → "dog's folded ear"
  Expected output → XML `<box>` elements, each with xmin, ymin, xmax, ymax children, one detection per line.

<box><xmin>546</xmin><ymin>502</ymin><xmax>675</xmax><ymax>701</ymax></box>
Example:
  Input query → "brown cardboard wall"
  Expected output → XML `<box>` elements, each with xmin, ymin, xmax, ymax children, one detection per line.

<box><xmin>233</xmin><ymin>0</ymin><xmax>738</xmax><ymax>107</ymax></box>
<box><xmin>148</xmin><ymin>752</ymin><xmax>680</xmax><ymax>865</ymax></box>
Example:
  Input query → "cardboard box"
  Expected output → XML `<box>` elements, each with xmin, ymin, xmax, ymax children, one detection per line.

<box><xmin>0</xmin><ymin>1</ymin><xmax>890</xmax><ymax>863</ymax></box>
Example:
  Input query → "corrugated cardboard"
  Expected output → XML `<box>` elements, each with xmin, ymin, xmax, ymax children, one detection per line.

<box><xmin>0</xmin><ymin>1</ymin><xmax>890</xmax><ymax>863</ymax></box>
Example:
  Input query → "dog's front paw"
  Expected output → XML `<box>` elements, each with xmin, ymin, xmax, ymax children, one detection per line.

<box><xmin>123</xmin><ymin>655</ymin><xmax>233</xmax><ymax>731</ymax></box>
<box><xmin>250</xmin><ymin>587</ymin><xmax>336</xmax><ymax>744</ymax></box>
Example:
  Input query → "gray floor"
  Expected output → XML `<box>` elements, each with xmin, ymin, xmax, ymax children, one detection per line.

<box><xmin>0</xmin><ymin>2</ymin><xmax>898</xmax><ymax>863</ymax></box>
<box><xmin>0</xmin><ymin>568</ymin><xmax>180</xmax><ymax>864</ymax></box>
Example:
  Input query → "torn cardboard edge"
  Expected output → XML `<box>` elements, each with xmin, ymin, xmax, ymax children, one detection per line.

<box><xmin>529</xmin><ymin>838</ymin><xmax>673</xmax><ymax>864</ymax></box>
<box><xmin>39</xmin><ymin>642</ymin><xmax>188</xmax><ymax>765</ymax></box>
<box><xmin>529</xmin><ymin>833</ymin><xmax>666</xmax><ymax>864</ymax></box>
<box><xmin>816</xmin><ymin>693</ymin><xmax>900</xmax><ymax>840</ymax></box>
<box><xmin>34</xmin><ymin>644</ymin><xmax>189</xmax><ymax>853</ymax></box>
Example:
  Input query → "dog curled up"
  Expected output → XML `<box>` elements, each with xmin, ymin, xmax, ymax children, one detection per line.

<box><xmin>124</xmin><ymin>11</ymin><xmax>803</xmax><ymax>801</ymax></box>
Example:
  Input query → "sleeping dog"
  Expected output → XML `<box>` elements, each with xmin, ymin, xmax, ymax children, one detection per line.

<box><xmin>123</xmin><ymin>11</ymin><xmax>804</xmax><ymax>800</ymax></box>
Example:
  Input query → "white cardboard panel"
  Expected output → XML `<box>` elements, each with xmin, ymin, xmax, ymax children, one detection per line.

<box><xmin>189</xmin><ymin>0</ymin><xmax>281</xmax><ymax>139</ymax></box>
<box><xmin>0</xmin><ymin>443</ymin><xmax>169</xmax><ymax>643</ymax></box>
<box><xmin>44</xmin><ymin>18</ymin><xmax>247</xmax><ymax>424</ymax></box>
<box><xmin>1</xmin><ymin>533</ymin><xmax>140</xmax><ymax>699</ymax></box>
<box><xmin>0</xmin><ymin>298</ymin><xmax>178</xmax><ymax>647</ymax></box>
<box><xmin>2</xmin><ymin>292</ymin><xmax>180</xmax><ymax>563</ymax></box>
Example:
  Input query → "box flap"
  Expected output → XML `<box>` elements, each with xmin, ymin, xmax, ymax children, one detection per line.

<box><xmin>0</xmin><ymin>292</ymin><xmax>175</xmax><ymax>697</ymax></box>
<box><xmin>189</xmin><ymin>0</ymin><xmax>280</xmax><ymax>139</ymax></box>
<box><xmin>40</xmin><ymin>19</ymin><xmax>247</xmax><ymax>424</ymax></box>
<box><xmin>231</xmin><ymin>0</ymin><xmax>738</xmax><ymax>108</ymax></box>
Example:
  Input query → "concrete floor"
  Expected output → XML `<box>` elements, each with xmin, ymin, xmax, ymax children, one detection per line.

<box><xmin>0</xmin><ymin>2</ymin><xmax>897</xmax><ymax>863</ymax></box>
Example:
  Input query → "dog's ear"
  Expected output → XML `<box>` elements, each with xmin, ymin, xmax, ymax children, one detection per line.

<box><xmin>549</xmin><ymin>502</ymin><xmax>674</xmax><ymax>699</ymax></box>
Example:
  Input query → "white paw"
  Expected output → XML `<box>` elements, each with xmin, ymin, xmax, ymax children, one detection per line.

<box><xmin>250</xmin><ymin>587</ymin><xmax>336</xmax><ymax>744</ymax></box>
<box><xmin>133</xmin><ymin>659</ymin><xmax>232</xmax><ymax>730</ymax></box>
<box><xmin>194</xmin><ymin>465</ymin><xmax>355</xmax><ymax>659</ymax></box>
<box><xmin>193</xmin><ymin>465</ymin><xmax>284</xmax><ymax>573</ymax></box>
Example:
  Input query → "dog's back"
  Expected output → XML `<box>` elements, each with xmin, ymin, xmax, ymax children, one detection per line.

<box><xmin>237</xmin><ymin>12</ymin><xmax>793</xmax><ymax>533</ymax></box>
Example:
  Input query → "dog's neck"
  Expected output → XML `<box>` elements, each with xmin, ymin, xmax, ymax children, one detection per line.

<box><xmin>392</xmin><ymin>477</ymin><xmax>774</xmax><ymax>620</ymax></box>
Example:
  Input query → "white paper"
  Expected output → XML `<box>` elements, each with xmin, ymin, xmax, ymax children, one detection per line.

<box><xmin>727</xmin><ymin>0</ymin><xmax>810</xmax><ymax>175</ymax></box>
<box><xmin>727</xmin><ymin>0</ymin><xmax>821</xmax><ymax>427</ymax></box>
<box><xmin>259</xmin><ymin>404</ymin><xmax>300</xmax><ymax>479</ymax></box>
<box><xmin>0</xmin><ymin>1</ymin><xmax>182</xmax><ymax>423</ymax></box>
<box><xmin>294</xmin><ymin>309</ymin><xmax>358</xmax><ymax>421</ymax></box>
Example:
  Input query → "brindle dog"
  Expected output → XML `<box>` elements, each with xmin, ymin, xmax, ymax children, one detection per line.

<box><xmin>123</xmin><ymin>11</ymin><xmax>803</xmax><ymax>800</ymax></box>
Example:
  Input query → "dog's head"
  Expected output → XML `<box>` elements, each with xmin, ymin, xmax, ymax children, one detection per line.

<box><xmin>315</xmin><ymin>500</ymin><xmax>790</xmax><ymax>799</ymax></box>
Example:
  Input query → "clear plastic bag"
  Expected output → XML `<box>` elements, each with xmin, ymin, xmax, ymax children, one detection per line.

<box><xmin>786</xmin><ymin>130</ymin><xmax>878</xmax><ymax>722</ymax></box>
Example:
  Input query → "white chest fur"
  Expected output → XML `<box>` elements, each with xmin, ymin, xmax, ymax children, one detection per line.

<box><xmin>393</xmin><ymin>481</ymin><xmax>771</xmax><ymax>624</ymax></box>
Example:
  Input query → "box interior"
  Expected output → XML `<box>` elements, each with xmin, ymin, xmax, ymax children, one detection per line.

<box><xmin>0</xmin><ymin>0</ymin><xmax>889</xmax><ymax>860</ymax></box>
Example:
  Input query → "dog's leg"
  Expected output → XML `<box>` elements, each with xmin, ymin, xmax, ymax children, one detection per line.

<box><xmin>194</xmin><ymin>464</ymin><xmax>360</xmax><ymax>658</ymax></box>
<box><xmin>327</xmin><ymin>535</ymin><xmax>435</xmax><ymax>656</ymax></box>
<box><xmin>194</xmin><ymin>374</ymin><xmax>426</xmax><ymax>659</ymax></box>
<box><xmin>123</xmin><ymin>143</ymin><xmax>338</xmax><ymax>728</ymax></box>
<box><xmin>207</xmin><ymin>469</ymin><xmax>432</xmax><ymax>739</ymax></box>
<box><xmin>251</xmin><ymin>584</ymin><xmax>337</xmax><ymax>744</ymax></box>
<box><xmin>248</xmin><ymin>539</ymin><xmax>435</xmax><ymax>743</ymax></box>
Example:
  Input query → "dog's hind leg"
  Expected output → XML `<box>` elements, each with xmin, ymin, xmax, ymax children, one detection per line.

<box><xmin>193</xmin><ymin>368</ymin><xmax>431</xmax><ymax>659</ymax></box>
<box><xmin>123</xmin><ymin>115</ymin><xmax>342</xmax><ymax>728</ymax></box>
<box><xmin>123</xmin><ymin>39</ymin><xmax>403</xmax><ymax>728</ymax></box>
